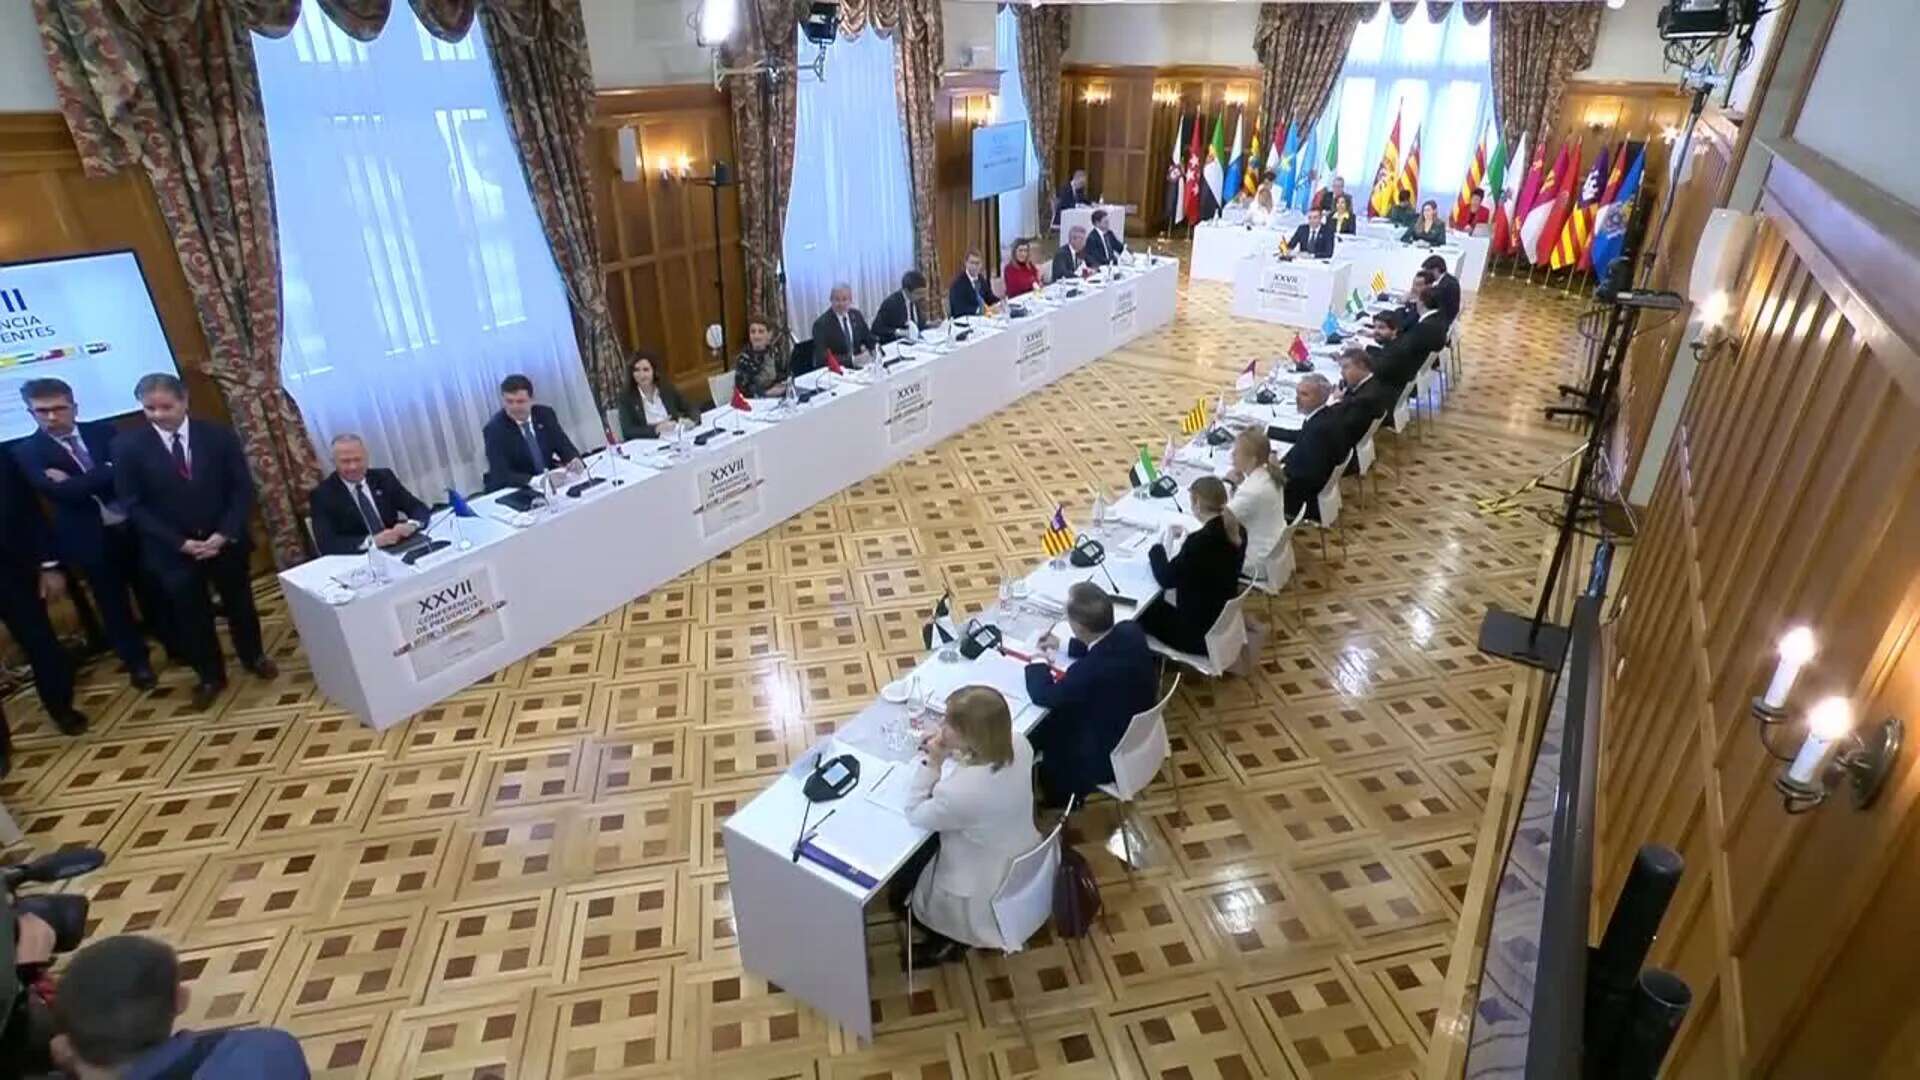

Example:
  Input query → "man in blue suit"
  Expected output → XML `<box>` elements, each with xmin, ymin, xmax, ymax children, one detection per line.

<box><xmin>481</xmin><ymin>373</ymin><xmax>582</xmax><ymax>492</ymax></box>
<box><xmin>1</xmin><ymin>452</ymin><xmax>90</xmax><ymax>775</ymax></box>
<box><xmin>1022</xmin><ymin>583</ymin><xmax>1160</xmax><ymax>806</ymax></box>
<box><xmin>113</xmin><ymin>373</ymin><xmax>274</xmax><ymax>710</ymax></box>
<box><xmin>11</xmin><ymin>378</ymin><xmax>156</xmax><ymax>690</ymax></box>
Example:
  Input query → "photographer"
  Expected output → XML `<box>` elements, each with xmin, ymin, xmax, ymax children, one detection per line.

<box><xmin>3</xmin><ymin>896</ymin><xmax>61</xmax><ymax>1078</ymax></box>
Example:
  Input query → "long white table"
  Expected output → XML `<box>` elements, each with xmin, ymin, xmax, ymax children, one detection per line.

<box><xmin>1354</xmin><ymin>221</ymin><xmax>1488</xmax><ymax>292</ymax></box>
<box><xmin>1230</xmin><ymin>255</ymin><xmax>1352</xmax><ymax>328</ymax></box>
<box><xmin>1059</xmin><ymin>202</ymin><xmax>1127</xmax><ymax>239</ymax></box>
<box><xmin>276</xmin><ymin>259</ymin><xmax>1179</xmax><ymax>729</ymax></box>
<box><xmin>1190</xmin><ymin>216</ymin><xmax>1303</xmax><ymax>281</ymax></box>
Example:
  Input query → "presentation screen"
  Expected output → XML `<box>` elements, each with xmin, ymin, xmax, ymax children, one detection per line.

<box><xmin>0</xmin><ymin>250</ymin><xmax>179</xmax><ymax>441</ymax></box>
<box><xmin>971</xmin><ymin>121</ymin><xmax>1030</xmax><ymax>200</ymax></box>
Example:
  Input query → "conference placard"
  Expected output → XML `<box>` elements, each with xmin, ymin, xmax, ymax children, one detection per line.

<box><xmin>391</xmin><ymin>564</ymin><xmax>508</xmax><ymax>681</ymax></box>
<box><xmin>1015</xmin><ymin>322</ymin><xmax>1051</xmax><ymax>385</ymax></box>
<box><xmin>1110</xmin><ymin>282</ymin><xmax>1138</xmax><ymax>341</ymax></box>
<box><xmin>1257</xmin><ymin>263</ymin><xmax>1313</xmax><ymax>321</ymax></box>
<box><xmin>885</xmin><ymin>372</ymin><xmax>934</xmax><ymax>447</ymax></box>
<box><xmin>696</xmin><ymin>445</ymin><xmax>764</xmax><ymax>538</ymax></box>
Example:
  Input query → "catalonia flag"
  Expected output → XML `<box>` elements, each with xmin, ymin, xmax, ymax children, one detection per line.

<box><xmin>1370</xmin><ymin>270</ymin><xmax>1389</xmax><ymax>296</ymax></box>
<box><xmin>1179</xmin><ymin>397</ymin><xmax>1210</xmax><ymax>435</ymax></box>
<box><xmin>1041</xmin><ymin>504</ymin><xmax>1075</xmax><ymax>558</ymax></box>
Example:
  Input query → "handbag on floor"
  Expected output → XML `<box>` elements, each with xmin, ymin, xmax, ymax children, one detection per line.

<box><xmin>1051</xmin><ymin>843</ymin><xmax>1102</xmax><ymax>938</ymax></box>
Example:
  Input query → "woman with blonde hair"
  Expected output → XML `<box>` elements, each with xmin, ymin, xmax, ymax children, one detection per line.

<box><xmin>1137</xmin><ymin>475</ymin><xmax>1247</xmax><ymax>655</ymax></box>
<box><xmin>899</xmin><ymin>686</ymin><xmax>1041</xmax><ymax>967</ymax></box>
<box><xmin>1224</xmin><ymin>428</ymin><xmax>1288</xmax><ymax>563</ymax></box>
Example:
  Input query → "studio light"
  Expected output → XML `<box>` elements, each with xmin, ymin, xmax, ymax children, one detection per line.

<box><xmin>697</xmin><ymin>0</ymin><xmax>735</xmax><ymax>46</ymax></box>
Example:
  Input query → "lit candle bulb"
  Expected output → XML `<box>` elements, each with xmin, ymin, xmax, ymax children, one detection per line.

<box><xmin>1762</xmin><ymin>626</ymin><xmax>1816</xmax><ymax>710</ymax></box>
<box><xmin>1787</xmin><ymin>696</ymin><xmax>1853</xmax><ymax>787</ymax></box>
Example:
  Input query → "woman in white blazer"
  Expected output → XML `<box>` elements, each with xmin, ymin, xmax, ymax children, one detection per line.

<box><xmin>1225</xmin><ymin>428</ymin><xmax>1289</xmax><ymax>565</ymax></box>
<box><xmin>902</xmin><ymin>685</ymin><xmax>1042</xmax><ymax>967</ymax></box>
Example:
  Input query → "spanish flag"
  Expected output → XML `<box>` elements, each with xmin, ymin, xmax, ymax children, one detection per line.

<box><xmin>1041</xmin><ymin>504</ymin><xmax>1075</xmax><ymax>557</ymax></box>
<box><xmin>1367</xmin><ymin>104</ymin><xmax>1403</xmax><ymax>217</ymax></box>
<box><xmin>1179</xmin><ymin>397</ymin><xmax>1210</xmax><ymax>435</ymax></box>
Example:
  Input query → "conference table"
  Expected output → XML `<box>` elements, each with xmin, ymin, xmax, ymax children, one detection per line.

<box><xmin>1355</xmin><ymin>220</ymin><xmax>1489</xmax><ymax>291</ymax></box>
<box><xmin>1189</xmin><ymin>215</ymin><xmax>1303</xmax><ymax>281</ymax></box>
<box><xmin>276</xmin><ymin>257</ymin><xmax>1180</xmax><ymax>730</ymax></box>
<box><xmin>1058</xmin><ymin>202</ymin><xmax>1128</xmax><ymax>240</ymax></box>
<box><xmin>1229</xmin><ymin>254</ymin><xmax>1353</xmax><ymax>328</ymax></box>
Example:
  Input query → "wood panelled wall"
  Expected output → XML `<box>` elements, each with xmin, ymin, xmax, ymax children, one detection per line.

<box><xmin>1556</xmin><ymin>79</ymin><xmax>1694</xmax><ymax>198</ymax></box>
<box><xmin>1058</xmin><ymin>64</ymin><xmax>1260</xmax><ymax>237</ymax></box>
<box><xmin>1598</xmin><ymin>144</ymin><xmax>1920</xmax><ymax>1077</ymax></box>
<box><xmin>934</xmin><ymin>72</ymin><xmax>1000</xmax><ymax>296</ymax></box>
<box><xmin>590</xmin><ymin>87</ymin><xmax>746</xmax><ymax>402</ymax></box>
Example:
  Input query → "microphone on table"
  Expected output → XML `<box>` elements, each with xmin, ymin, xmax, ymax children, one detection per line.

<box><xmin>567</xmin><ymin>444</ymin><xmax>612</xmax><ymax>498</ymax></box>
<box><xmin>397</xmin><ymin>505</ymin><xmax>458</xmax><ymax>564</ymax></box>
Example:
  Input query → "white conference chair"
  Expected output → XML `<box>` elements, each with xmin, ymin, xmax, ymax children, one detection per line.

<box><xmin>1387</xmin><ymin>380</ymin><xmax>1418</xmax><ymax>451</ymax></box>
<box><xmin>1094</xmin><ymin>675</ymin><xmax>1183</xmax><ymax>888</ymax></box>
<box><xmin>1242</xmin><ymin>507</ymin><xmax>1306</xmax><ymax>623</ymax></box>
<box><xmin>1304</xmin><ymin>451</ymin><xmax>1351</xmax><ymax>562</ymax></box>
<box><xmin>1344</xmin><ymin>417</ymin><xmax>1383</xmax><ymax>506</ymax></box>
<box><xmin>1147</xmin><ymin>584</ymin><xmax>1255</xmax><ymax>679</ymax></box>
<box><xmin>1443</xmin><ymin>321</ymin><xmax>1464</xmax><ymax>386</ymax></box>
<box><xmin>706</xmin><ymin>371</ymin><xmax>735</xmax><ymax>410</ymax></box>
<box><xmin>984</xmin><ymin>807</ymin><xmax>1072</xmax><ymax>1047</ymax></box>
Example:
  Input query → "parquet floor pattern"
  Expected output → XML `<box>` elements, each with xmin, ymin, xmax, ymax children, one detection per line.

<box><xmin>1</xmin><ymin>265</ymin><xmax>1589</xmax><ymax>1078</ymax></box>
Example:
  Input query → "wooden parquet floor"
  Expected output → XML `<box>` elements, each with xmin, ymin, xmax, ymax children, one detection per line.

<box><xmin>1</xmin><ymin>265</ymin><xmax>1592</xmax><ymax>1078</ymax></box>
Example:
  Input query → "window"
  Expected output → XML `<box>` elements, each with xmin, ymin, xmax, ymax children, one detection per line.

<box><xmin>782</xmin><ymin>28</ymin><xmax>916</xmax><ymax>324</ymax></box>
<box><xmin>256</xmin><ymin>2</ymin><xmax>600</xmax><ymax>497</ymax></box>
<box><xmin>1326</xmin><ymin>2</ymin><xmax>1493</xmax><ymax>212</ymax></box>
<box><xmin>995</xmin><ymin>6</ymin><xmax>1041</xmax><ymax>256</ymax></box>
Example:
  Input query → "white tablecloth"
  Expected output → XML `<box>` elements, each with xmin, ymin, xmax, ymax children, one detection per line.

<box><xmin>278</xmin><ymin>258</ymin><xmax>1181</xmax><ymax>729</ymax></box>
<box><xmin>1190</xmin><ymin>216</ymin><xmax>1304</xmax><ymax>281</ymax></box>
<box><xmin>1336</xmin><ymin>235</ymin><xmax>1467</xmax><ymax>299</ymax></box>
<box><xmin>1230</xmin><ymin>256</ymin><xmax>1352</xmax><ymax>328</ymax></box>
<box><xmin>1354</xmin><ymin>220</ymin><xmax>1486</xmax><ymax>292</ymax></box>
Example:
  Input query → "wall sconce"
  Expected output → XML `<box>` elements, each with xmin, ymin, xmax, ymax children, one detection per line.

<box><xmin>1660</xmin><ymin>123</ymin><xmax>1684</xmax><ymax>147</ymax></box>
<box><xmin>1081</xmin><ymin>84</ymin><xmax>1111</xmax><ymax>106</ymax></box>
<box><xmin>1750</xmin><ymin>627</ymin><xmax>1904</xmax><ymax>814</ymax></box>
<box><xmin>1152</xmin><ymin>84</ymin><xmax>1180</xmax><ymax>107</ymax></box>
<box><xmin>1689</xmin><ymin>290</ymin><xmax>1739</xmax><ymax>363</ymax></box>
<box><xmin>657</xmin><ymin>153</ymin><xmax>693</xmax><ymax>183</ymax></box>
<box><xmin>1224</xmin><ymin>88</ymin><xmax>1249</xmax><ymax>109</ymax></box>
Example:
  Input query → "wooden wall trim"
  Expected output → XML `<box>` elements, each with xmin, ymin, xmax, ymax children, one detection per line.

<box><xmin>594</xmin><ymin>84</ymin><xmax>728</xmax><ymax>117</ymax></box>
<box><xmin>1563</xmin><ymin>77</ymin><xmax>1690</xmax><ymax>98</ymax></box>
<box><xmin>1062</xmin><ymin>63</ymin><xmax>1262</xmax><ymax>80</ymax></box>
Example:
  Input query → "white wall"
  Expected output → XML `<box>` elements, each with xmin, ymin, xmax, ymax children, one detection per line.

<box><xmin>0</xmin><ymin>2</ymin><xmax>58</xmax><ymax>112</ymax></box>
<box><xmin>1795</xmin><ymin>0</ymin><xmax>1920</xmax><ymax>210</ymax></box>
<box><xmin>1584</xmin><ymin>0</ymin><xmax>1673</xmax><ymax>83</ymax></box>
<box><xmin>1064</xmin><ymin>4</ymin><xmax>1260</xmax><ymax>67</ymax></box>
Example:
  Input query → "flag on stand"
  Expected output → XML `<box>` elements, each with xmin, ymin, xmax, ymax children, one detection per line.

<box><xmin>730</xmin><ymin>386</ymin><xmax>752</xmax><ymax>411</ymax></box>
<box><xmin>1321</xmin><ymin>103</ymin><xmax>1340</xmax><ymax>191</ymax></box>
<box><xmin>1367</xmin><ymin>105</ymin><xmax>1403</xmax><ymax>217</ymax></box>
<box><xmin>1508</xmin><ymin>138</ymin><xmax>1548</xmax><ymax>257</ymax></box>
<box><xmin>1489</xmin><ymin>132</ymin><xmax>1523</xmax><ymax>256</ymax></box>
<box><xmin>1588</xmin><ymin>145</ymin><xmax>1645</xmax><ymax>282</ymax></box>
<box><xmin>1275</xmin><ymin>121</ymin><xmax>1301</xmax><ymax>204</ymax></box>
<box><xmin>1369</xmin><ymin>269</ymin><xmax>1389</xmax><ymax>296</ymax></box>
<box><xmin>1130</xmin><ymin>444</ymin><xmax>1160</xmax><ymax>487</ymax></box>
<box><xmin>1180</xmin><ymin>397</ymin><xmax>1210</xmax><ymax>435</ymax></box>
<box><xmin>1518</xmin><ymin>140</ymin><xmax>1570</xmax><ymax>263</ymax></box>
<box><xmin>447</xmin><ymin>488</ymin><xmax>479</xmax><ymax>518</ymax></box>
<box><xmin>1243</xmin><ymin>124</ymin><xmax>1264</xmax><ymax>197</ymax></box>
<box><xmin>1532</xmin><ymin>139</ymin><xmax>1583</xmax><ymax>265</ymax></box>
<box><xmin>922</xmin><ymin>591</ymin><xmax>958</xmax><ymax>648</ymax></box>
<box><xmin>1236</xmin><ymin>358</ymin><xmax>1258</xmax><ymax>390</ymax></box>
<box><xmin>1453</xmin><ymin>124</ymin><xmax>1490</xmax><ymax>229</ymax></box>
<box><xmin>1041</xmin><ymin>505</ymin><xmax>1076</xmax><ymax>558</ymax></box>
<box><xmin>1295</xmin><ymin>124</ymin><xmax>1320</xmax><ymax>213</ymax></box>
<box><xmin>1288</xmin><ymin>333</ymin><xmax>1310</xmax><ymax>365</ymax></box>
<box><xmin>1182</xmin><ymin>113</ymin><xmax>1205</xmax><ymax>224</ymax></box>
<box><xmin>1551</xmin><ymin>144</ymin><xmax>1610</xmax><ymax>271</ymax></box>
<box><xmin>1321</xmin><ymin>307</ymin><xmax>1342</xmax><ymax>339</ymax></box>
<box><xmin>1347</xmin><ymin>289</ymin><xmax>1366</xmax><ymax>317</ymax></box>
<box><xmin>1398</xmin><ymin>126</ymin><xmax>1423</xmax><ymax>208</ymax></box>
<box><xmin>1223</xmin><ymin>112</ymin><xmax>1247</xmax><ymax>207</ymax></box>
<box><xmin>1201</xmin><ymin>112</ymin><xmax>1228</xmax><ymax>219</ymax></box>
<box><xmin>824</xmin><ymin>348</ymin><xmax>844</xmax><ymax>375</ymax></box>
<box><xmin>1166</xmin><ymin>112</ymin><xmax>1189</xmax><ymax>227</ymax></box>
<box><xmin>1584</xmin><ymin>143</ymin><xmax>1631</xmax><ymax>270</ymax></box>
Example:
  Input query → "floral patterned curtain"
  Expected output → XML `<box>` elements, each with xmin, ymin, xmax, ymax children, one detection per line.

<box><xmin>1013</xmin><ymin>4</ymin><xmax>1071</xmax><ymax>209</ymax></box>
<box><xmin>1254</xmin><ymin>3</ymin><xmax>1370</xmax><ymax>139</ymax></box>
<box><xmin>723</xmin><ymin>0</ymin><xmax>803</xmax><ymax>336</ymax></box>
<box><xmin>1489</xmin><ymin>1</ymin><xmax>1603</xmax><ymax>153</ymax></box>
<box><xmin>838</xmin><ymin>0</ymin><xmax>945</xmax><ymax>318</ymax></box>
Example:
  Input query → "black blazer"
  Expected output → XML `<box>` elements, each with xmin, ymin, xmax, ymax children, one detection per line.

<box><xmin>1146</xmin><ymin>515</ymin><xmax>1246</xmax><ymax>652</ymax></box>
<box><xmin>1373</xmin><ymin>311</ymin><xmax>1448</xmax><ymax>387</ymax></box>
<box><xmin>810</xmin><ymin>308</ymin><xmax>875</xmax><ymax>360</ymax></box>
<box><xmin>1287</xmin><ymin>222</ymin><xmax>1337</xmax><ymax>259</ymax></box>
<box><xmin>1311</xmin><ymin>188</ymin><xmax>1341</xmax><ymax>213</ymax></box>
<box><xmin>1050</xmin><ymin>244</ymin><xmax>1086</xmax><ymax>282</ymax></box>
<box><xmin>1084</xmin><ymin>228</ymin><xmax>1125</xmax><ymax>268</ymax></box>
<box><xmin>617</xmin><ymin>382</ymin><xmax>698</xmax><ymax>440</ymax></box>
<box><xmin>1023</xmin><ymin>622</ymin><xmax>1159</xmax><ymax>797</ymax></box>
<box><xmin>870</xmin><ymin>290</ymin><xmax>927</xmax><ymax>345</ymax></box>
<box><xmin>1280</xmin><ymin>407</ymin><xmax>1349</xmax><ymax>520</ymax></box>
<box><xmin>0</xmin><ymin>452</ymin><xmax>51</xmax><ymax>570</ymax></box>
<box><xmin>1053</xmin><ymin>181</ymin><xmax>1090</xmax><ymax>222</ymax></box>
<box><xmin>1430</xmin><ymin>272</ymin><xmax>1462</xmax><ymax>324</ymax></box>
<box><xmin>11</xmin><ymin>420</ymin><xmax>124</xmax><ymax>566</ymax></box>
<box><xmin>1334</xmin><ymin>376</ymin><xmax>1398</xmax><ymax>446</ymax></box>
<box><xmin>1402</xmin><ymin>219</ymin><xmax>1448</xmax><ymax>246</ymax></box>
<box><xmin>308</xmin><ymin>468</ymin><xmax>430</xmax><ymax>557</ymax></box>
<box><xmin>112</xmin><ymin>419</ymin><xmax>255</xmax><ymax>564</ymax></box>
<box><xmin>946</xmin><ymin>271</ymin><xmax>998</xmax><ymax>319</ymax></box>
<box><xmin>482</xmin><ymin>404</ymin><xmax>581</xmax><ymax>492</ymax></box>
<box><xmin>1332</xmin><ymin>212</ymin><xmax>1358</xmax><ymax>235</ymax></box>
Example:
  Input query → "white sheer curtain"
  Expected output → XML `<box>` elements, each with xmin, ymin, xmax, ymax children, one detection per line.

<box><xmin>783</xmin><ymin>28</ymin><xmax>916</xmax><ymax>325</ymax></box>
<box><xmin>995</xmin><ymin>5</ymin><xmax>1041</xmax><ymax>261</ymax></box>
<box><xmin>255</xmin><ymin>3</ymin><xmax>600</xmax><ymax>499</ymax></box>
<box><xmin>1328</xmin><ymin>1</ymin><xmax>1493</xmax><ymax>210</ymax></box>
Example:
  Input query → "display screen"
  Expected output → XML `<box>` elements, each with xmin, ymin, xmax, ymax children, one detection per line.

<box><xmin>971</xmin><ymin>121</ymin><xmax>1030</xmax><ymax>200</ymax></box>
<box><xmin>0</xmin><ymin>250</ymin><xmax>180</xmax><ymax>441</ymax></box>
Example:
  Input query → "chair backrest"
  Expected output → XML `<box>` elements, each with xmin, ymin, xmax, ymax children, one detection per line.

<box><xmin>1315</xmin><ymin>453</ymin><xmax>1347</xmax><ymax>526</ymax></box>
<box><xmin>706</xmin><ymin>372</ymin><xmax>735</xmax><ymax>409</ymax></box>
<box><xmin>1263</xmin><ymin>506</ymin><xmax>1306</xmax><ymax>587</ymax></box>
<box><xmin>1391</xmin><ymin>382</ymin><xmax>1415</xmax><ymax>428</ymax></box>
<box><xmin>1356</xmin><ymin>418</ymin><xmax>1380</xmax><ymax>473</ymax></box>
<box><xmin>991</xmin><ymin>812</ymin><xmax>1067</xmax><ymax>953</ymax></box>
<box><xmin>789</xmin><ymin>338</ymin><xmax>816</xmax><ymax>377</ymax></box>
<box><xmin>1107</xmin><ymin>673</ymin><xmax>1181</xmax><ymax>801</ymax></box>
<box><xmin>1202</xmin><ymin>585</ymin><xmax>1256</xmax><ymax>672</ymax></box>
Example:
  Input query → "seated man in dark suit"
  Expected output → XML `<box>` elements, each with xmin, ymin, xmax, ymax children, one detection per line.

<box><xmin>1371</xmin><ymin>270</ymin><xmax>1432</xmax><ymax>339</ymax></box>
<box><xmin>1386</xmin><ymin>190</ymin><xmax>1417</xmax><ymax>228</ymax></box>
<box><xmin>1272</xmin><ymin>375</ymin><xmax>1349</xmax><ymax>520</ymax></box>
<box><xmin>810</xmin><ymin>282</ymin><xmax>878</xmax><ymax>366</ymax></box>
<box><xmin>1331</xmin><ymin>347</ymin><xmax>1398</xmax><ymax>448</ymax></box>
<box><xmin>113</xmin><ymin>372</ymin><xmax>274</xmax><ymax>710</ymax></box>
<box><xmin>872</xmin><ymin>270</ymin><xmax>930</xmax><ymax>346</ymax></box>
<box><xmin>1084</xmin><ymin>208</ymin><xmax>1126</xmax><ymax>268</ymax></box>
<box><xmin>946</xmin><ymin>249</ymin><xmax>999</xmax><ymax>318</ymax></box>
<box><xmin>1286</xmin><ymin>207</ymin><xmax>1338</xmax><ymax>259</ymax></box>
<box><xmin>309</xmin><ymin>433</ymin><xmax>431</xmax><ymax>557</ymax></box>
<box><xmin>1022</xmin><ymin>583</ymin><xmax>1160</xmax><ymax>807</ymax></box>
<box><xmin>12</xmin><ymin>377</ymin><xmax>155</xmax><ymax>690</ymax></box>
<box><xmin>1</xmin><ymin>454</ymin><xmax>90</xmax><ymax>766</ymax></box>
<box><xmin>1310</xmin><ymin>175</ymin><xmax>1347</xmax><ymax>214</ymax></box>
<box><xmin>1422</xmin><ymin>253</ymin><xmax>1462</xmax><ymax>324</ymax></box>
<box><xmin>1370</xmin><ymin>285</ymin><xmax>1448</xmax><ymax>389</ymax></box>
<box><xmin>1053</xmin><ymin>168</ymin><xmax>1091</xmax><ymax>225</ymax></box>
<box><xmin>482</xmin><ymin>373</ymin><xmax>583</xmax><ymax>492</ymax></box>
<box><xmin>1051</xmin><ymin>225</ymin><xmax>1091</xmax><ymax>282</ymax></box>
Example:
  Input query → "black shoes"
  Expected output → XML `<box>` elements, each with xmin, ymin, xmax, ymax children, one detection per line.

<box><xmin>130</xmin><ymin>667</ymin><xmax>158</xmax><ymax>691</ymax></box>
<box><xmin>51</xmin><ymin>708</ymin><xmax>90</xmax><ymax>737</ymax></box>
<box><xmin>243</xmin><ymin>656</ymin><xmax>279</xmax><ymax>679</ymax></box>
<box><xmin>190</xmin><ymin>681</ymin><xmax>224</xmax><ymax>711</ymax></box>
<box><xmin>902</xmin><ymin>937</ymin><xmax>967</xmax><ymax>971</ymax></box>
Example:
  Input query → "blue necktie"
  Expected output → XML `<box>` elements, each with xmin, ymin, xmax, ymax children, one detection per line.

<box><xmin>521</xmin><ymin>420</ymin><xmax>542</xmax><ymax>471</ymax></box>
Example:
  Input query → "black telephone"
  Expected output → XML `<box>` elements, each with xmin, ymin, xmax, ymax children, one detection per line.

<box><xmin>1148</xmin><ymin>475</ymin><xmax>1178</xmax><ymax>498</ymax></box>
<box><xmin>1206</xmin><ymin>426</ymin><xmax>1234</xmax><ymax>447</ymax></box>
<box><xmin>802</xmin><ymin>753</ymin><xmax>861</xmax><ymax>802</ymax></box>
<box><xmin>958</xmin><ymin>619</ymin><xmax>1004</xmax><ymax>660</ymax></box>
<box><xmin>1069</xmin><ymin>535</ymin><xmax>1106</xmax><ymax>567</ymax></box>
<box><xmin>1255</xmin><ymin>387</ymin><xmax>1278</xmax><ymax>405</ymax></box>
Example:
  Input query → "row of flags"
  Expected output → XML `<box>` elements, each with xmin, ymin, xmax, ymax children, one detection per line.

<box><xmin>1164</xmin><ymin>103</ymin><xmax>1344</xmax><ymax>227</ymax></box>
<box><xmin>1489</xmin><ymin>133</ymin><xmax>1646</xmax><ymax>278</ymax></box>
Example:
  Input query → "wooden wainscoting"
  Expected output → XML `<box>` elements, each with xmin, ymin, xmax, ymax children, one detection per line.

<box><xmin>1058</xmin><ymin>64</ymin><xmax>1260</xmax><ymax>236</ymax></box>
<box><xmin>1598</xmin><ymin>142</ymin><xmax>1920</xmax><ymax>1077</ymax></box>
<box><xmin>934</xmin><ymin>71</ymin><xmax>1001</xmax><ymax>295</ymax></box>
<box><xmin>590</xmin><ymin>86</ymin><xmax>746</xmax><ymax>401</ymax></box>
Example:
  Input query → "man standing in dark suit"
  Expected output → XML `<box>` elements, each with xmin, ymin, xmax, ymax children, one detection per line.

<box><xmin>1370</xmin><ymin>286</ymin><xmax>1448</xmax><ymax>388</ymax></box>
<box><xmin>809</xmin><ymin>283</ymin><xmax>877</xmax><ymax>365</ymax></box>
<box><xmin>1286</xmin><ymin>207</ymin><xmax>1338</xmax><ymax>259</ymax></box>
<box><xmin>1084</xmin><ymin>208</ymin><xmax>1125</xmax><ymax>268</ymax></box>
<box><xmin>1022</xmin><ymin>583</ymin><xmax>1159</xmax><ymax>807</ymax></box>
<box><xmin>481</xmin><ymin>373</ymin><xmax>582</xmax><ymax>492</ymax></box>
<box><xmin>1310</xmin><ymin>175</ymin><xmax>1348</xmax><ymax>214</ymax></box>
<box><xmin>11</xmin><ymin>377</ymin><xmax>155</xmax><ymax>690</ymax></box>
<box><xmin>1271</xmin><ymin>376</ymin><xmax>1350</xmax><ymax>519</ymax></box>
<box><xmin>308</xmin><ymin>433</ymin><xmax>431</xmax><ymax>557</ymax></box>
<box><xmin>871</xmin><ymin>270</ymin><xmax>929</xmax><ymax>346</ymax></box>
<box><xmin>1422</xmin><ymin>253</ymin><xmax>1462</xmax><ymax>324</ymax></box>
<box><xmin>1</xmin><ymin>453</ymin><xmax>90</xmax><ymax>772</ymax></box>
<box><xmin>1053</xmin><ymin>168</ymin><xmax>1090</xmax><ymax>225</ymax></box>
<box><xmin>1051</xmin><ymin>225</ymin><xmax>1090</xmax><ymax>282</ymax></box>
<box><xmin>112</xmin><ymin>372</ymin><xmax>274</xmax><ymax>710</ymax></box>
<box><xmin>945</xmin><ymin>250</ymin><xmax>998</xmax><ymax>319</ymax></box>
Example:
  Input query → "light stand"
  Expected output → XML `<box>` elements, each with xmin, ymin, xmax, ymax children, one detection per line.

<box><xmin>686</xmin><ymin>161</ymin><xmax>735</xmax><ymax>361</ymax></box>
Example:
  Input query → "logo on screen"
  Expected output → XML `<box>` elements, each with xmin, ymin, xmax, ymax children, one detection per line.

<box><xmin>1</xmin><ymin>288</ymin><xmax>24</xmax><ymax>314</ymax></box>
